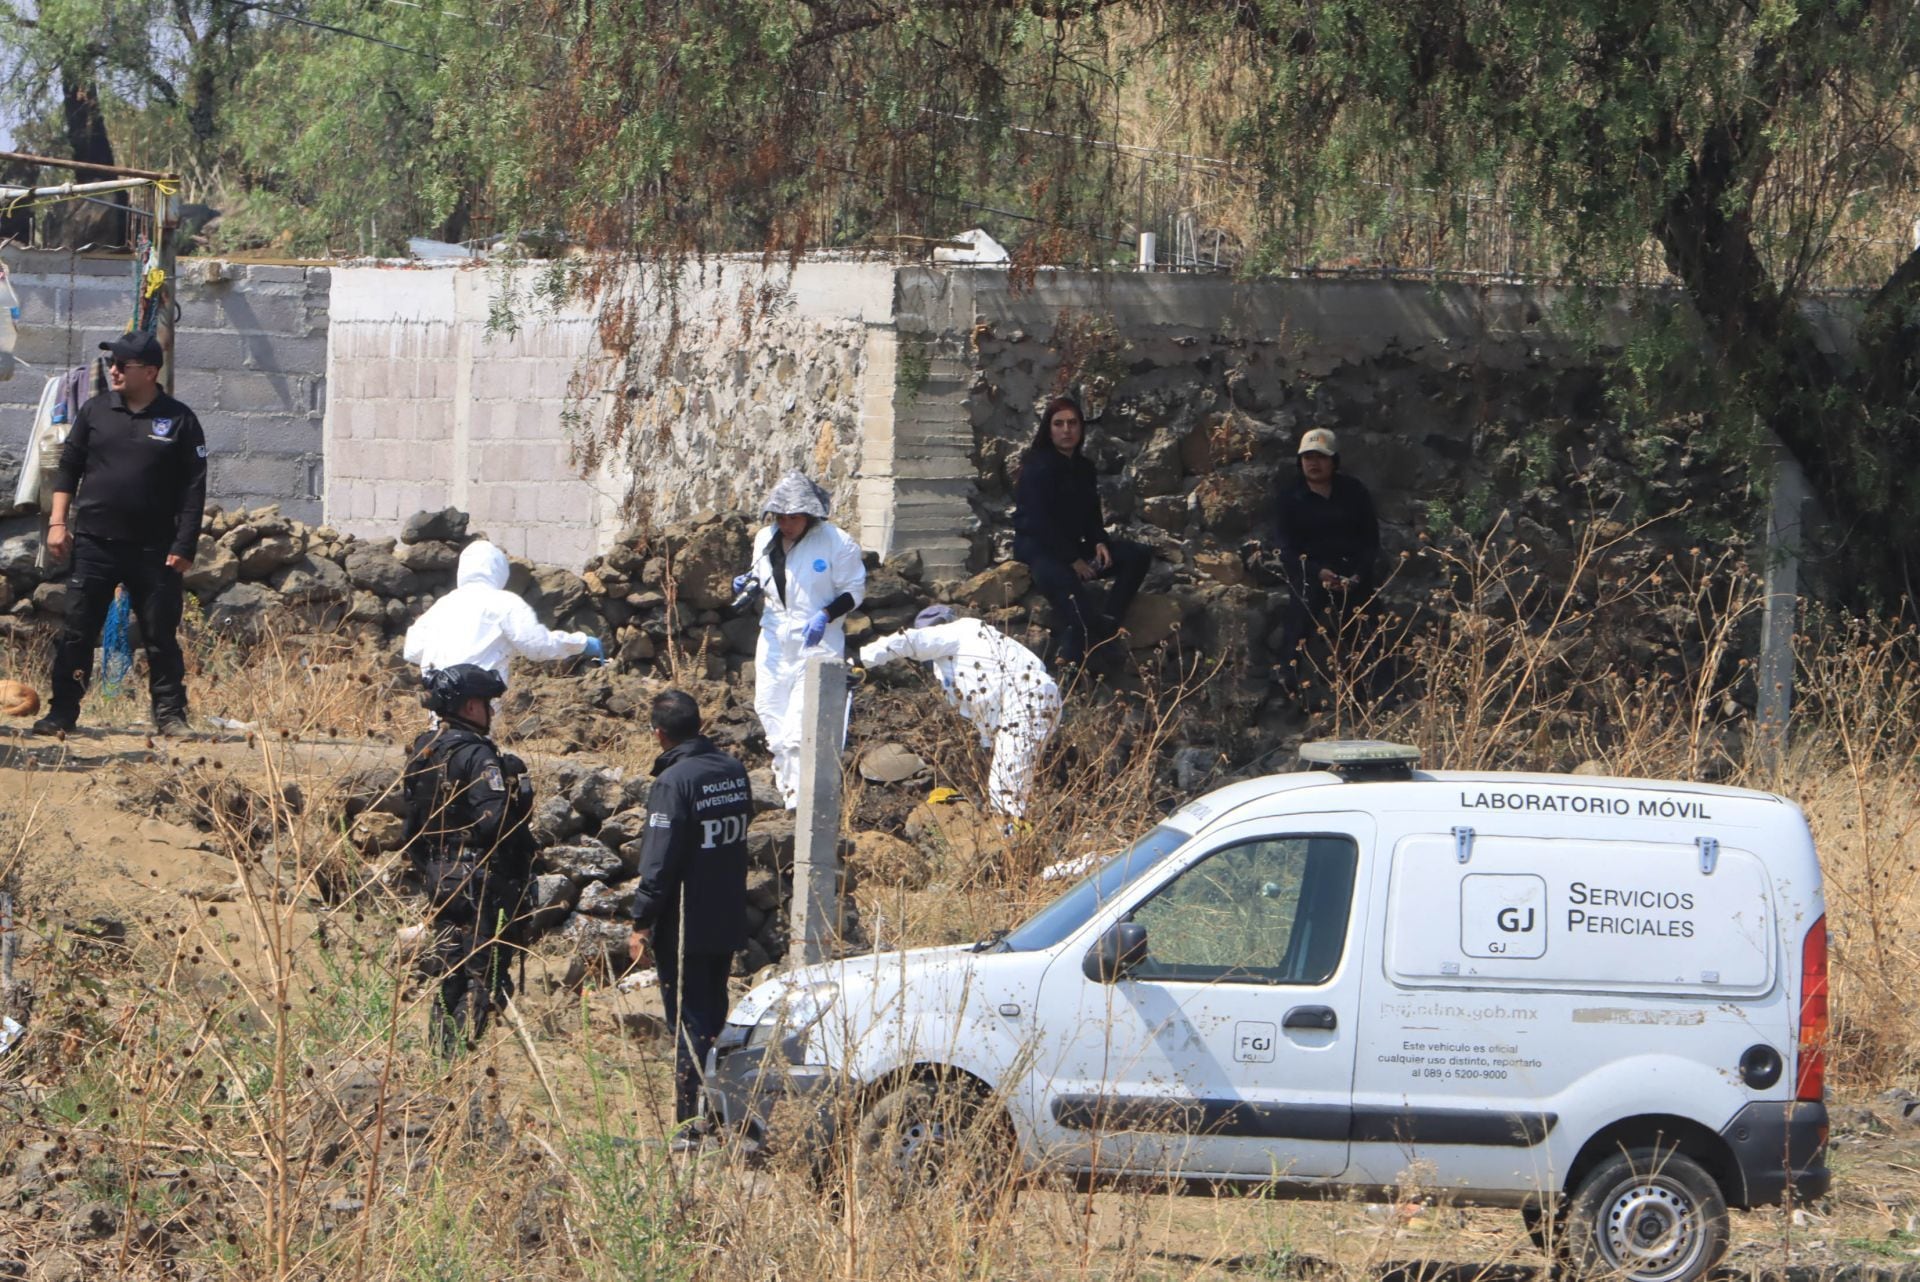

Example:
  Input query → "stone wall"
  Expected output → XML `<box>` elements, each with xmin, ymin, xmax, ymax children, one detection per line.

<box><xmin>894</xmin><ymin>269</ymin><xmax>1769</xmax><ymax>584</ymax></box>
<box><xmin>601</xmin><ymin>261</ymin><xmax>896</xmax><ymax>547</ymax></box>
<box><xmin>1</xmin><ymin>253</ymin><xmax>1807</xmax><ymax>588</ymax></box>
<box><xmin>323</xmin><ymin>260</ymin><xmax>898</xmax><ymax>566</ymax></box>
<box><xmin>0</xmin><ymin>249</ymin><xmax>330</xmax><ymax>520</ymax></box>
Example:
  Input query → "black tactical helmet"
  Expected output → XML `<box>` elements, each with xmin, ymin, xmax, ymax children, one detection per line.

<box><xmin>420</xmin><ymin>663</ymin><xmax>507</xmax><ymax>716</ymax></box>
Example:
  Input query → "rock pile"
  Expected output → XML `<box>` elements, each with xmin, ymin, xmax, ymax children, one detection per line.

<box><xmin>345</xmin><ymin>756</ymin><xmax>858</xmax><ymax>978</ymax></box>
<box><xmin>531</xmin><ymin>760</ymin><xmax>862</xmax><ymax>977</ymax></box>
<box><xmin>0</xmin><ymin>504</ymin><xmax>942</xmax><ymax>684</ymax></box>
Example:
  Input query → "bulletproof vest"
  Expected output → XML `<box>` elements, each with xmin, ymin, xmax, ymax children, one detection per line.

<box><xmin>401</xmin><ymin>724</ymin><xmax>530</xmax><ymax>865</ymax></box>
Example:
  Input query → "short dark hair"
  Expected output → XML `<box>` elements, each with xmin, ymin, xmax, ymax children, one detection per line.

<box><xmin>650</xmin><ymin>689</ymin><xmax>702</xmax><ymax>742</ymax></box>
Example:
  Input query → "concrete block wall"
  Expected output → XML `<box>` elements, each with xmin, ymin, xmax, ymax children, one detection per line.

<box><xmin>0</xmin><ymin>249</ymin><xmax>329</xmax><ymax>520</ymax></box>
<box><xmin>326</xmin><ymin>260</ymin><xmax>899</xmax><ymax>568</ymax></box>
<box><xmin>890</xmin><ymin>268</ymin><xmax>987</xmax><ymax>580</ymax></box>
<box><xmin>326</xmin><ymin>267</ymin><xmax>611</xmax><ymax>566</ymax></box>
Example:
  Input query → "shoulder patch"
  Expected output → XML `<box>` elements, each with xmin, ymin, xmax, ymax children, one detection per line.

<box><xmin>482</xmin><ymin>764</ymin><xmax>506</xmax><ymax>792</ymax></box>
<box><xmin>648</xmin><ymin>812</ymin><xmax>673</xmax><ymax>828</ymax></box>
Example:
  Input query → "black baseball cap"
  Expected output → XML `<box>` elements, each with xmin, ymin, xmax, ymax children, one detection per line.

<box><xmin>99</xmin><ymin>331</ymin><xmax>164</xmax><ymax>366</ymax></box>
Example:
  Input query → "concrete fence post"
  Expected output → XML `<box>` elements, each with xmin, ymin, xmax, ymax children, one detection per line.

<box><xmin>790</xmin><ymin>653</ymin><xmax>848</xmax><ymax>967</ymax></box>
<box><xmin>1756</xmin><ymin>452</ymin><xmax>1810</xmax><ymax>769</ymax></box>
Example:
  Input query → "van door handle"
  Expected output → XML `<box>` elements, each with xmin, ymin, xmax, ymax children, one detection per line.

<box><xmin>1284</xmin><ymin>1005</ymin><xmax>1337</xmax><ymax>1031</ymax></box>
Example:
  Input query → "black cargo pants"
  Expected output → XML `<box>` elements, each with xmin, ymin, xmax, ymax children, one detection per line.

<box><xmin>422</xmin><ymin>857</ymin><xmax>520</xmax><ymax>1058</ymax></box>
<box><xmin>654</xmin><ymin>927</ymin><xmax>734</xmax><ymax>1127</ymax></box>
<box><xmin>49</xmin><ymin>533</ymin><xmax>187</xmax><ymax>725</ymax></box>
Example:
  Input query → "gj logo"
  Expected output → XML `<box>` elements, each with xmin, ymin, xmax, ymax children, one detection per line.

<box><xmin>1461</xmin><ymin>873</ymin><xmax>1548</xmax><ymax>960</ymax></box>
<box><xmin>1234</xmin><ymin>1021</ymin><xmax>1277</xmax><ymax>1063</ymax></box>
<box><xmin>1497</xmin><ymin>906</ymin><xmax>1536</xmax><ymax>933</ymax></box>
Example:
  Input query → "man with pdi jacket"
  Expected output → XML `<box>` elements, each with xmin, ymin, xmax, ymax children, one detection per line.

<box><xmin>401</xmin><ymin>664</ymin><xmax>537</xmax><ymax>1057</ymax></box>
<box><xmin>627</xmin><ymin>689</ymin><xmax>753</xmax><ymax>1144</ymax></box>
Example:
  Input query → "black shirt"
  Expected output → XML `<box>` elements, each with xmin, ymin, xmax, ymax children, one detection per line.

<box><xmin>54</xmin><ymin>389</ymin><xmax>208</xmax><ymax>558</ymax></box>
<box><xmin>630</xmin><ymin>735</ymin><xmax>753</xmax><ymax>953</ymax></box>
<box><xmin>1014</xmin><ymin>448</ymin><xmax>1108</xmax><ymax>563</ymax></box>
<box><xmin>1274</xmin><ymin>472</ymin><xmax>1379</xmax><ymax>592</ymax></box>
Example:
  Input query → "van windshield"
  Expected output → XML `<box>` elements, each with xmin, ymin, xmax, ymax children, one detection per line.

<box><xmin>997</xmin><ymin>824</ymin><xmax>1192</xmax><ymax>953</ymax></box>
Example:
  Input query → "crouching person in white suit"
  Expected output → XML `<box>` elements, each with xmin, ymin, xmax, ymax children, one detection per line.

<box><xmin>404</xmin><ymin>540</ymin><xmax>603</xmax><ymax>684</ymax></box>
<box><xmin>859</xmin><ymin>604</ymin><xmax>1061</xmax><ymax>819</ymax></box>
<box><xmin>741</xmin><ymin>472</ymin><xmax>866</xmax><ymax>810</ymax></box>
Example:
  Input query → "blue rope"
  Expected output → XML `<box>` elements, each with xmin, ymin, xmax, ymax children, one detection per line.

<box><xmin>101</xmin><ymin>591</ymin><xmax>133</xmax><ymax>697</ymax></box>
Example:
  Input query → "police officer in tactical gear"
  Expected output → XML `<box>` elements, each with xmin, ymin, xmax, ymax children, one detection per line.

<box><xmin>627</xmin><ymin>689</ymin><xmax>753</xmax><ymax>1142</ymax></box>
<box><xmin>403</xmin><ymin>664</ymin><xmax>537</xmax><ymax>1057</ymax></box>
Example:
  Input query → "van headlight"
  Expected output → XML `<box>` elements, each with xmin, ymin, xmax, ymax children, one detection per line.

<box><xmin>746</xmin><ymin>979</ymin><xmax>840</xmax><ymax>1052</ymax></box>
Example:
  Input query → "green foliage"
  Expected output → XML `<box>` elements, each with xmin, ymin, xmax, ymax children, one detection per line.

<box><xmin>221</xmin><ymin>1</ymin><xmax>490</xmax><ymax>255</ymax></box>
<box><xmin>7</xmin><ymin>0</ymin><xmax>1918</xmax><ymax>597</ymax></box>
<box><xmin>436</xmin><ymin>0</ymin><xmax>1150</xmax><ymax>267</ymax></box>
<box><xmin>897</xmin><ymin>335</ymin><xmax>931</xmax><ymax>401</ymax></box>
<box><xmin>1206</xmin><ymin>0</ymin><xmax>1920</xmax><ymax>602</ymax></box>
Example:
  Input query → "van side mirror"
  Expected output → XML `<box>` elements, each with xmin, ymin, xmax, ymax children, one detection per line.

<box><xmin>1083</xmin><ymin>921</ymin><xmax>1149</xmax><ymax>983</ymax></box>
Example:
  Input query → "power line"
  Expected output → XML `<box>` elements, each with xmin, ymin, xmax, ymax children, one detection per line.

<box><xmin>362</xmin><ymin>0</ymin><xmax>569</xmax><ymax>44</ymax></box>
<box><xmin>234</xmin><ymin>2</ymin><xmax>440</xmax><ymax>59</ymax></box>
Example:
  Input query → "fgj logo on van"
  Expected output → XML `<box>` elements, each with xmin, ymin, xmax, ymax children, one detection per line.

<box><xmin>1461</xmin><ymin>873</ymin><xmax>1548</xmax><ymax>960</ymax></box>
<box><xmin>1234</xmin><ymin>1021</ymin><xmax>1277</xmax><ymax>1063</ymax></box>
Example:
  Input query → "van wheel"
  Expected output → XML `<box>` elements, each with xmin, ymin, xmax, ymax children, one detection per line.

<box><xmin>836</xmin><ymin>1079</ymin><xmax>1013</xmax><ymax>1209</ymax></box>
<box><xmin>1563</xmin><ymin>1148</ymin><xmax>1729</xmax><ymax>1282</ymax></box>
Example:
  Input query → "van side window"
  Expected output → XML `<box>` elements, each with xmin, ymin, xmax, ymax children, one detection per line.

<box><xmin>1127</xmin><ymin>835</ymin><xmax>1358</xmax><ymax>986</ymax></box>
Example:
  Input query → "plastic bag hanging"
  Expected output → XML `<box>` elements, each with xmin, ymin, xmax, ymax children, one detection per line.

<box><xmin>101</xmin><ymin>589</ymin><xmax>133</xmax><ymax>698</ymax></box>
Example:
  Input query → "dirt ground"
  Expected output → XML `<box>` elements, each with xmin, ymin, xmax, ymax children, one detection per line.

<box><xmin>2</xmin><ymin>717</ymin><xmax>1918</xmax><ymax>1281</ymax></box>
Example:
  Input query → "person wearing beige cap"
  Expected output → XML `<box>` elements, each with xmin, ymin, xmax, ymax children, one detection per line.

<box><xmin>1270</xmin><ymin>427</ymin><xmax>1379</xmax><ymax>693</ymax></box>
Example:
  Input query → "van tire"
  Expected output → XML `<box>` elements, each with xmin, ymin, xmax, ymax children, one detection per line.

<box><xmin>1563</xmin><ymin>1148</ymin><xmax>1729</xmax><ymax>1282</ymax></box>
<box><xmin>827</xmin><ymin>1079</ymin><xmax>1014</xmax><ymax>1210</ymax></box>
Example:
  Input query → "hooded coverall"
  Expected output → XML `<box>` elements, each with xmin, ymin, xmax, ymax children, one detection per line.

<box><xmin>750</xmin><ymin>519</ymin><xmax>865</xmax><ymax>808</ymax></box>
<box><xmin>403</xmin><ymin>541</ymin><xmax>592</xmax><ymax>683</ymax></box>
<box><xmin>860</xmin><ymin>618</ymin><xmax>1061</xmax><ymax>818</ymax></box>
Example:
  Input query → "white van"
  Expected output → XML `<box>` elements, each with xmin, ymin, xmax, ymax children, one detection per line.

<box><xmin>708</xmin><ymin>742</ymin><xmax>1829</xmax><ymax>1282</ymax></box>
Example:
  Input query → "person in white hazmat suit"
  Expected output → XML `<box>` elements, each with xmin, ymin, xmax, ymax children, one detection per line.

<box><xmin>858</xmin><ymin>604</ymin><xmax>1061</xmax><ymax>819</ymax></box>
<box><xmin>403</xmin><ymin>541</ymin><xmax>603</xmax><ymax>683</ymax></box>
<box><xmin>737</xmin><ymin>472</ymin><xmax>866</xmax><ymax>809</ymax></box>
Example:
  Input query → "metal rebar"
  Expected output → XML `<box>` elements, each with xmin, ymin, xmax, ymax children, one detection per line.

<box><xmin>0</xmin><ymin>149</ymin><xmax>174</xmax><ymax>180</ymax></box>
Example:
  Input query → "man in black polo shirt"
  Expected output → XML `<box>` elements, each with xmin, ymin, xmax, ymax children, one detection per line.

<box><xmin>627</xmin><ymin>689</ymin><xmax>752</xmax><ymax>1147</ymax></box>
<box><xmin>34</xmin><ymin>331</ymin><xmax>207</xmax><ymax>736</ymax></box>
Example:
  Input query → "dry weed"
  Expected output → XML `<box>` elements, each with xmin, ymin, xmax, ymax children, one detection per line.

<box><xmin>0</xmin><ymin>514</ymin><xmax>1917</xmax><ymax>1279</ymax></box>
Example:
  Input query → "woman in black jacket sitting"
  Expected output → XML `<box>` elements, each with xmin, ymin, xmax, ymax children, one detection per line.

<box><xmin>1013</xmin><ymin>396</ymin><xmax>1150</xmax><ymax>669</ymax></box>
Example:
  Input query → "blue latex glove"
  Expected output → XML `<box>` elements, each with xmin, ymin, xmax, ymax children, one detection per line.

<box><xmin>803</xmin><ymin>610</ymin><xmax>830</xmax><ymax>647</ymax></box>
<box><xmin>582</xmin><ymin>637</ymin><xmax>606</xmax><ymax>662</ymax></box>
<box><xmin>732</xmin><ymin>573</ymin><xmax>753</xmax><ymax>595</ymax></box>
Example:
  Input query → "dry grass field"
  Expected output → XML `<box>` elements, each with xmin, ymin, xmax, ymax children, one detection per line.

<box><xmin>0</xmin><ymin>528</ymin><xmax>1916</xmax><ymax>1281</ymax></box>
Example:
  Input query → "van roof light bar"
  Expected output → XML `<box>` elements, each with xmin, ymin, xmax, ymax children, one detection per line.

<box><xmin>1297</xmin><ymin>739</ymin><xmax>1422</xmax><ymax>782</ymax></box>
